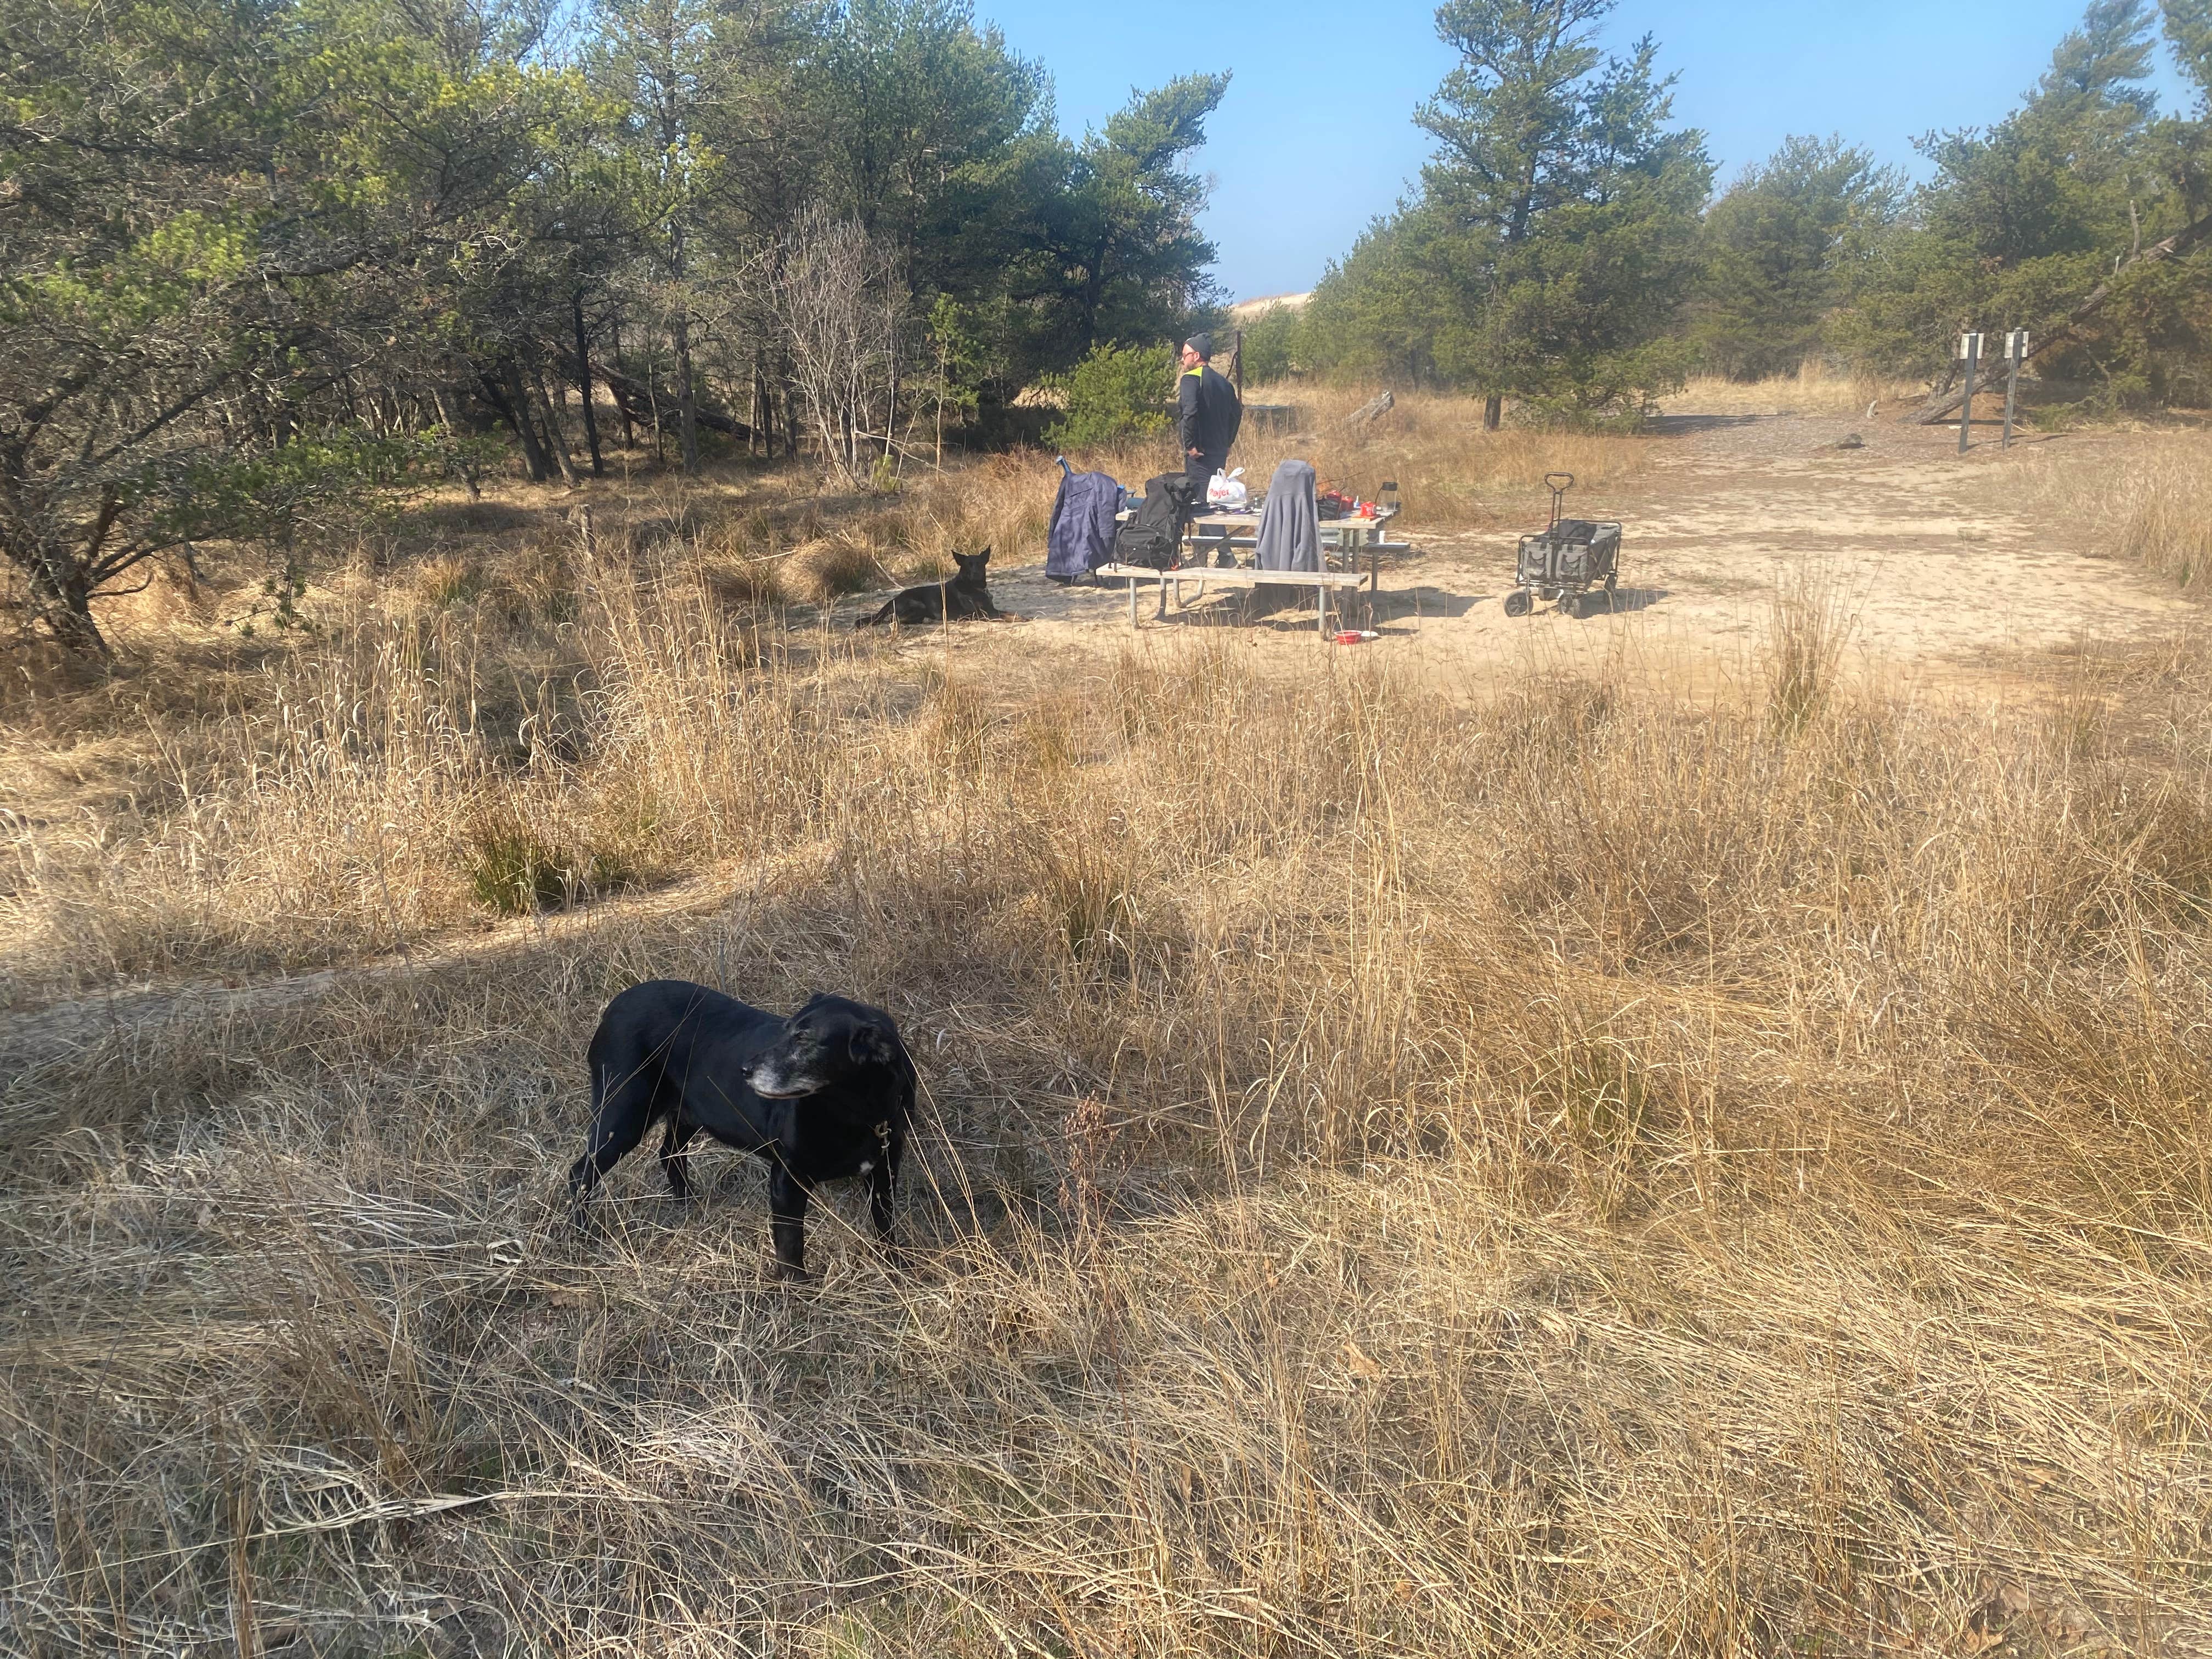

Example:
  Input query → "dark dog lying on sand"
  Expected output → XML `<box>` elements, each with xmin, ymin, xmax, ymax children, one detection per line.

<box><xmin>856</xmin><ymin>546</ymin><xmax>1007</xmax><ymax>627</ymax></box>
<box><xmin>569</xmin><ymin>981</ymin><xmax>916</xmax><ymax>1278</ymax></box>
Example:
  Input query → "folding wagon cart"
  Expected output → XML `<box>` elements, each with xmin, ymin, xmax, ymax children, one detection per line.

<box><xmin>1505</xmin><ymin>472</ymin><xmax>1622</xmax><ymax>619</ymax></box>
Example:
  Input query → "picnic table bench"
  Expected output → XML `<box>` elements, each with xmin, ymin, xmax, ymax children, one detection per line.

<box><xmin>1094</xmin><ymin>563</ymin><xmax>1374</xmax><ymax>634</ymax></box>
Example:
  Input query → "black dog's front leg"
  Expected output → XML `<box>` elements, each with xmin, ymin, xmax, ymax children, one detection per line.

<box><xmin>767</xmin><ymin>1161</ymin><xmax>813</xmax><ymax>1279</ymax></box>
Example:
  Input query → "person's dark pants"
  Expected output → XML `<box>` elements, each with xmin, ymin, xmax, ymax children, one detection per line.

<box><xmin>1186</xmin><ymin>452</ymin><xmax>1228</xmax><ymax>564</ymax></box>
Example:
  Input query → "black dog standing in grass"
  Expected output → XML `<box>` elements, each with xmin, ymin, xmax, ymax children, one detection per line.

<box><xmin>856</xmin><ymin>546</ymin><xmax>1006</xmax><ymax>627</ymax></box>
<box><xmin>569</xmin><ymin>981</ymin><xmax>916</xmax><ymax>1279</ymax></box>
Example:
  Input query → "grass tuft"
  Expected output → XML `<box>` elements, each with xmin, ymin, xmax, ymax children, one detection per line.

<box><xmin>704</xmin><ymin>555</ymin><xmax>787</xmax><ymax>611</ymax></box>
<box><xmin>415</xmin><ymin>552</ymin><xmax>487</xmax><ymax>608</ymax></box>
<box><xmin>461</xmin><ymin>810</ymin><xmax>641</xmax><ymax>915</ymax></box>
<box><xmin>1764</xmin><ymin>563</ymin><xmax>1850</xmax><ymax>736</ymax></box>
<box><xmin>464</xmin><ymin>814</ymin><xmax>563</xmax><ymax>912</ymax></box>
<box><xmin>796</xmin><ymin>534</ymin><xmax>885</xmax><ymax>603</ymax></box>
<box><xmin>2018</xmin><ymin>431</ymin><xmax>2212</xmax><ymax>589</ymax></box>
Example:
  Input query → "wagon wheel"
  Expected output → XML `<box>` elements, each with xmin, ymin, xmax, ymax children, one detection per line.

<box><xmin>1559</xmin><ymin>591</ymin><xmax>1583</xmax><ymax>619</ymax></box>
<box><xmin>1503</xmin><ymin>588</ymin><xmax>1533</xmax><ymax>618</ymax></box>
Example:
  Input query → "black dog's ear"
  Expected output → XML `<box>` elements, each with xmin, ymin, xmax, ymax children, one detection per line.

<box><xmin>848</xmin><ymin>1024</ymin><xmax>895</xmax><ymax>1066</ymax></box>
<box><xmin>975</xmin><ymin>546</ymin><xmax>990</xmax><ymax>565</ymax></box>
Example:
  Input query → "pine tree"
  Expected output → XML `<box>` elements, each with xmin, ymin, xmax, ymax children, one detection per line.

<box><xmin>1309</xmin><ymin>0</ymin><xmax>1711</xmax><ymax>424</ymax></box>
<box><xmin>1833</xmin><ymin>0</ymin><xmax>2212</xmax><ymax>409</ymax></box>
<box><xmin>1693</xmin><ymin>138</ymin><xmax>1904</xmax><ymax>379</ymax></box>
<box><xmin>1040</xmin><ymin>75</ymin><xmax>1232</xmax><ymax>362</ymax></box>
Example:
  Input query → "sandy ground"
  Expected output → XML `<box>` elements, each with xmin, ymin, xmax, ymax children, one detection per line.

<box><xmin>910</xmin><ymin>411</ymin><xmax>2194</xmax><ymax>702</ymax></box>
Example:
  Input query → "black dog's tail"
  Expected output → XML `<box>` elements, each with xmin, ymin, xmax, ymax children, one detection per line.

<box><xmin>855</xmin><ymin>597</ymin><xmax>895</xmax><ymax>628</ymax></box>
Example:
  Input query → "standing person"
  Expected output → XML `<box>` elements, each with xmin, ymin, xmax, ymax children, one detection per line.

<box><xmin>1178</xmin><ymin>332</ymin><xmax>1242</xmax><ymax>499</ymax></box>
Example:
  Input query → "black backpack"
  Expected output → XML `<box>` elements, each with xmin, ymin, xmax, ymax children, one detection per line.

<box><xmin>1114</xmin><ymin>473</ymin><xmax>1199</xmax><ymax>570</ymax></box>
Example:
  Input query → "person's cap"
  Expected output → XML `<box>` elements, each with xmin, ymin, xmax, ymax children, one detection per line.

<box><xmin>1183</xmin><ymin>332</ymin><xmax>1212</xmax><ymax>359</ymax></box>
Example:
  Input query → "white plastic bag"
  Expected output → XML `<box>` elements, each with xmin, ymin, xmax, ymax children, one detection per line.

<box><xmin>1205</xmin><ymin>467</ymin><xmax>1248</xmax><ymax>510</ymax></box>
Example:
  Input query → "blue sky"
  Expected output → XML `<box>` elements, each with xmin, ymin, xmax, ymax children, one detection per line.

<box><xmin>978</xmin><ymin>0</ymin><xmax>2200</xmax><ymax>301</ymax></box>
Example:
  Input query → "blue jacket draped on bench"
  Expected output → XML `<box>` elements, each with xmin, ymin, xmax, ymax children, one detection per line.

<box><xmin>1046</xmin><ymin>469</ymin><xmax>1123</xmax><ymax>582</ymax></box>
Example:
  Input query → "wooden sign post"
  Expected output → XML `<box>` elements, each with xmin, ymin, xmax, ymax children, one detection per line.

<box><xmin>2002</xmin><ymin>330</ymin><xmax>2029</xmax><ymax>449</ymax></box>
<box><xmin>1957</xmin><ymin>332</ymin><xmax>1984</xmax><ymax>454</ymax></box>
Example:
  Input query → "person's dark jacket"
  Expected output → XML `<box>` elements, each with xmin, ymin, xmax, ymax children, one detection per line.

<box><xmin>1179</xmin><ymin>364</ymin><xmax>1242</xmax><ymax>462</ymax></box>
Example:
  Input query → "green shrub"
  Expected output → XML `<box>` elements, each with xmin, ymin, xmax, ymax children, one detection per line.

<box><xmin>1238</xmin><ymin>305</ymin><xmax>1305</xmax><ymax>383</ymax></box>
<box><xmin>1045</xmin><ymin>342</ymin><xmax>1172</xmax><ymax>447</ymax></box>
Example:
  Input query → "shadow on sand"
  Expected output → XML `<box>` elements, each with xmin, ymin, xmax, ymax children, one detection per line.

<box><xmin>1646</xmin><ymin>414</ymin><xmax>1770</xmax><ymax>436</ymax></box>
<box><xmin>898</xmin><ymin>560</ymin><xmax>1498</xmax><ymax>634</ymax></box>
<box><xmin>1495</xmin><ymin>586</ymin><xmax>1671</xmax><ymax>619</ymax></box>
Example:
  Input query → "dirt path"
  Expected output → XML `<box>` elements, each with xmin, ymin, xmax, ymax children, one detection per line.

<box><xmin>957</xmin><ymin>411</ymin><xmax>2192</xmax><ymax>697</ymax></box>
<box><xmin>0</xmin><ymin>853</ymin><xmax>814</xmax><ymax>1076</ymax></box>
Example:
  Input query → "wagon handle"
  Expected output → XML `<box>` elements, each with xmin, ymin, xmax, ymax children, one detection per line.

<box><xmin>1543</xmin><ymin>472</ymin><xmax>1573</xmax><ymax>529</ymax></box>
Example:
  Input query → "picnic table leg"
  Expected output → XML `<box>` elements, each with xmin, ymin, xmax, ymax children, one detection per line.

<box><xmin>1317</xmin><ymin>580</ymin><xmax>1328</xmax><ymax>637</ymax></box>
<box><xmin>1128</xmin><ymin>573</ymin><xmax>1138</xmax><ymax>629</ymax></box>
<box><xmin>1156</xmin><ymin>572</ymin><xmax>1168</xmax><ymax>621</ymax></box>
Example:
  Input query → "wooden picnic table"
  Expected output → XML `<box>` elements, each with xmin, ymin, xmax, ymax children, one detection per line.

<box><xmin>1185</xmin><ymin>511</ymin><xmax>1399</xmax><ymax>592</ymax></box>
<box><xmin>1099</xmin><ymin>504</ymin><xmax>1404</xmax><ymax>633</ymax></box>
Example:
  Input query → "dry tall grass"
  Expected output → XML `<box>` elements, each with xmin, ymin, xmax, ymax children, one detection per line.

<box><xmin>1667</xmin><ymin>362</ymin><xmax>1927</xmax><ymax>419</ymax></box>
<box><xmin>8</xmin><ymin>407</ymin><xmax>2212</xmax><ymax>1655</ymax></box>
<box><xmin>2012</xmin><ymin>428</ymin><xmax>2212</xmax><ymax>591</ymax></box>
<box><xmin>6</xmin><ymin>469</ymin><xmax>2212</xmax><ymax>1654</ymax></box>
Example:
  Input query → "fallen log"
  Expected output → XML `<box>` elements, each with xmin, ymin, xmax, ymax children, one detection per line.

<box><xmin>1344</xmin><ymin>389</ymin><xmax>1395</xmax><ymax>428</ymax></box>
<box><xmin>596</xmin><ymin>365</ymin><xmax>754</xmax><ymax>441</ymax></box>
<box><xmin>1906</xmin><ymin>207</ymin><xmax>2212</xmax><ymax>425</ymax></box>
